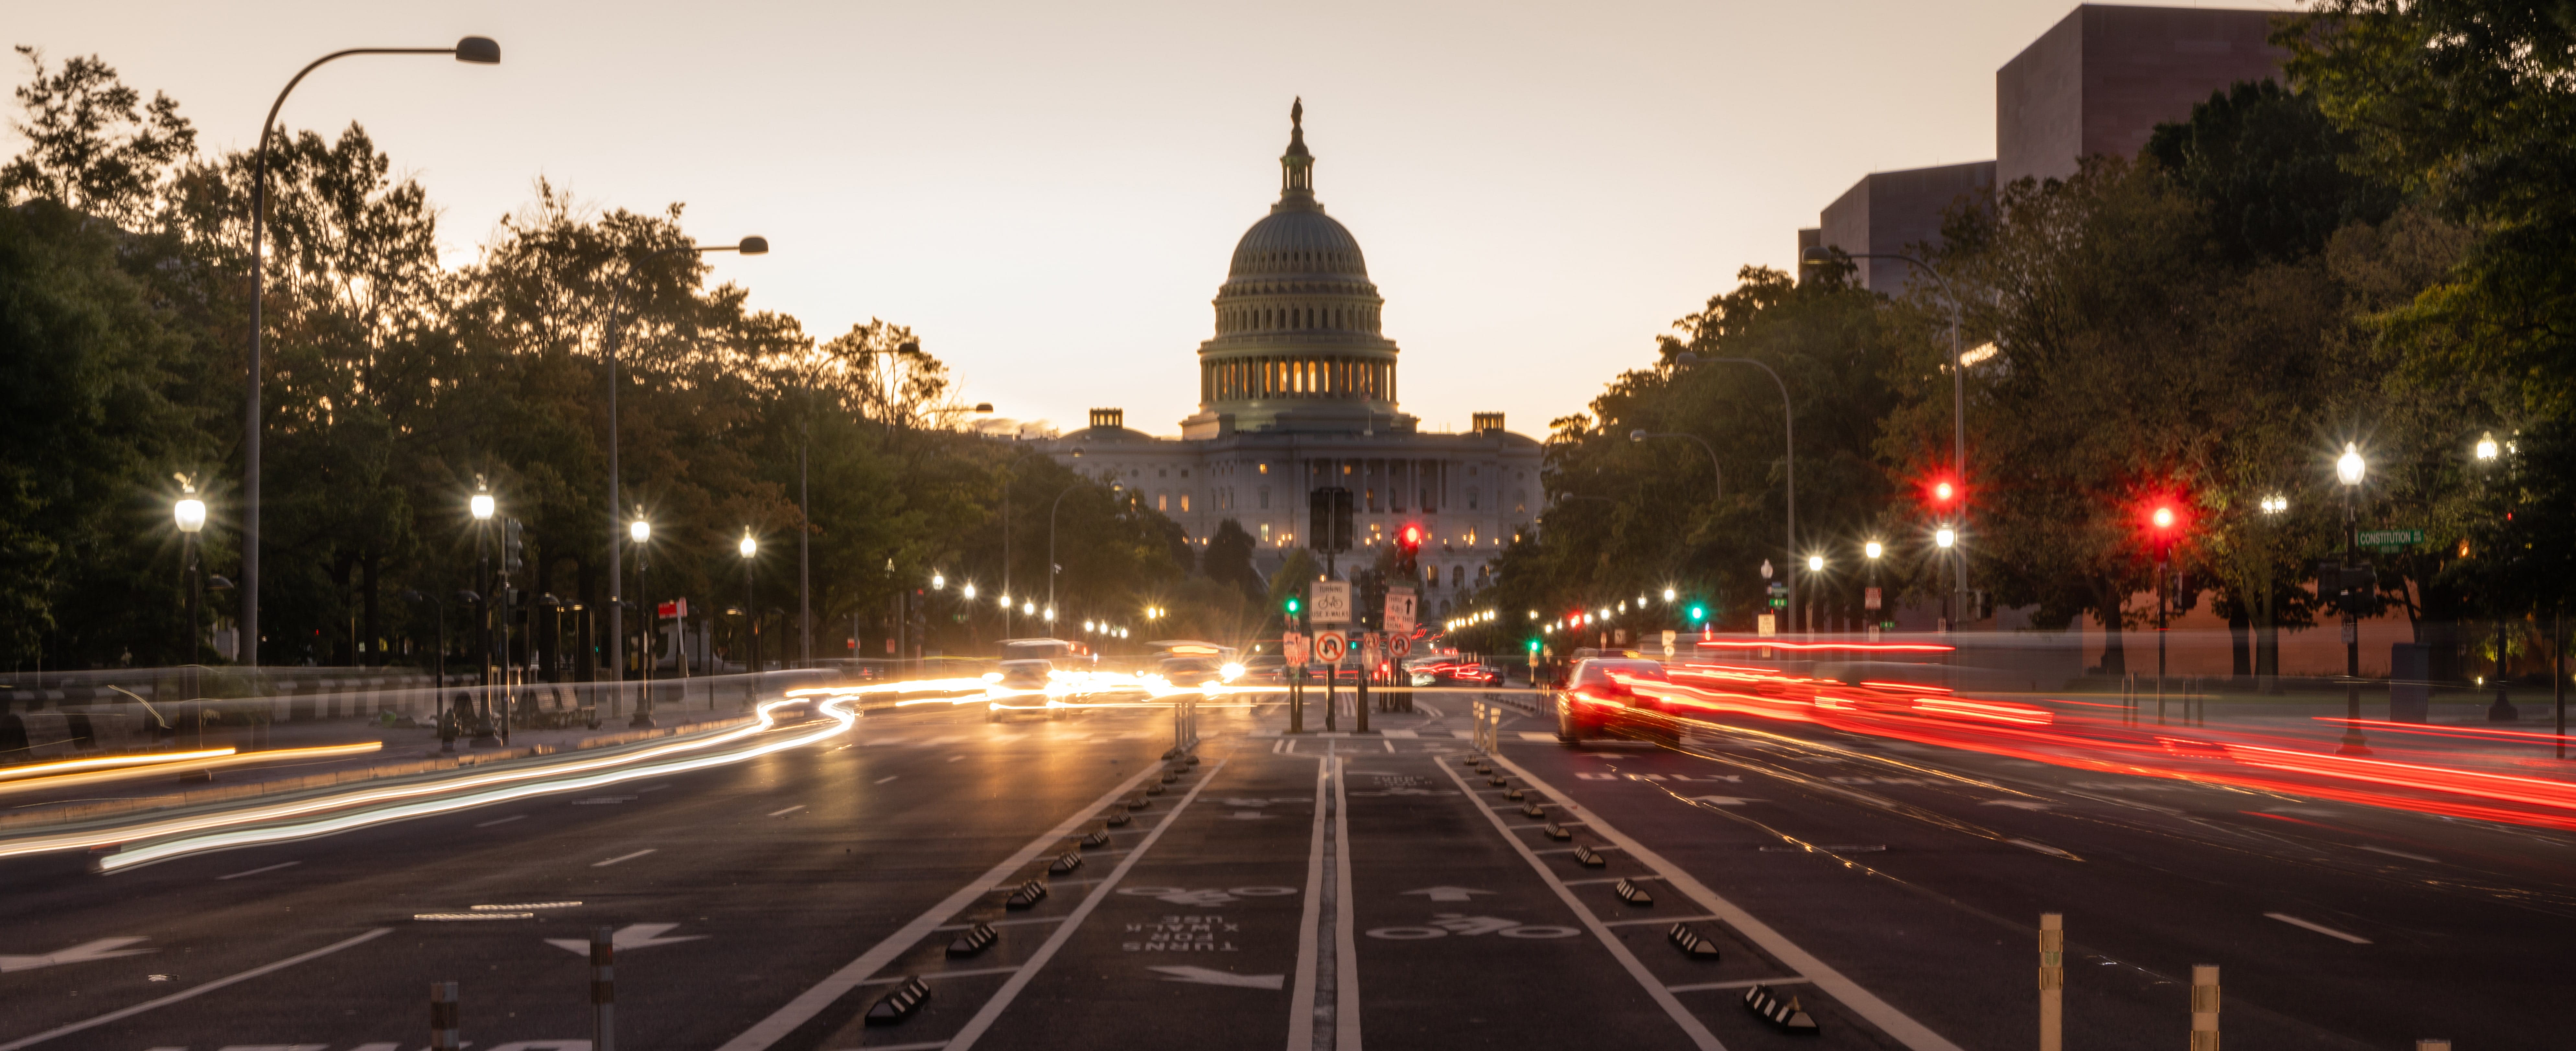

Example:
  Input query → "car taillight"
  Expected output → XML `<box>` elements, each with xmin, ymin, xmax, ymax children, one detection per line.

<box><xmin>1569</xmin><ymin>684</ymin><xmax>1624</xmax><ymax>708</ymax></box>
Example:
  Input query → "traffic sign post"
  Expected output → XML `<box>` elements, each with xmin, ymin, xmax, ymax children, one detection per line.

<box><xmin>1314</xmin><ymin>631</ymin><xmax>1348</xmax><ymax>664</ymax></box>
<box><xmin>1384</xmin><ymin>587</ymin><xmax>1416</xmax><ymax>635</ymax></box>
<box><xmin>1312</xmin><ymin>581</ymin><xmax>1353</xmax><ymax>625</ymax></box>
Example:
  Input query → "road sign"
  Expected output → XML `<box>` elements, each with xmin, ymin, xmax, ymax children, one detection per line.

<box><xmin>2358</xmin><ymin>528</ymin><xmax>2424</xmax><ymax>551</ymax></box>
<box><xmin>1661</xmin><ymin>630</ymin><xmax>1676</xmax><ymax>658</ymax></box>
<box><xmin>1312</xmin><ymin>581</ymin><xmax>1353</xmax><ymax>624</ymax></box>
<box><xmin>1389</xmin><ymin>634</ymin><xmax>1413</xmax><ymax>658</ymax></box>
<box><xmin>1757</xmin><ymin>613</ymin><xmax>1777</xmax><ymax>638</ymax></box>
<box><xmin>1864</xmin><ymin>587</ymin><xmax>1882</xmax><ymax>611</ymax></box>
<box><xmin>1384</xmin><ymin>587</ymin><xmax>1417</xmax><ymax>634</ymax></box>
<box><xmin>658</xmin><ymin>597</ymin><xmax>688</xmax><ymax>620</ymax></box>
<box><xmin>1282</xmin><ymin>632</ymin><xmax>1307</xmax><ymax>664</ymax></box>
<box><xmin>1314</xmin><ymin>631</ymin><xmax>1348</xmax><ymax>664</ymax></box>
<box><xmin>1362</xmin><ymin>634</ymin><xmax>1381</xmax><ymax>669</ymax></box>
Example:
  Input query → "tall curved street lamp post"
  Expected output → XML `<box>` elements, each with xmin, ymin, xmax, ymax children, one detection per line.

<box><xmin>240</xmin><ymin>37</ymin><xmax>500</xmax><ymax>673</ymax></box>
<box><xmin>1668</xmin><ymin>352</ymin><xmax>1796</xmax><ymax>636</ymax></box>
<box><xmin>1802</xmin><ymin>246</ymin><xmax>1971</xmax><ymax>621</ymax></box>
<box><xmin>604</xmin><ymin>236</ymin><xmax>767</xmax><ymax>708</ymax></box>
<box><xmin>629</xmin><ymin>518</ymin><xmax>654</xmax><ymax>727</ymax></box>
<box><xmin>2336</xmin><ymin>443</ymin><xmax>2371</xmax><ymax>755</ymax></box>
<box><xmin>739</xmin><ymin>531</ymin><xmax>760</xmax><ymax>700</ymax></box>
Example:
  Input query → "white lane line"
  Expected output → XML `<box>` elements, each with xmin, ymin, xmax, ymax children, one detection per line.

<box><xmin>714</xmin><ymin>763</ymin><xmax>1165</xmax><ymax>1051</ymax></box>
<box><xmin>592</xmin><ymin>848</ymin><xmax>656</xmax><ymax>868</ymax></box>
<box><xmin>1669</xmin><ymin>977</ymin><xmax>1813</xmax><ymax>992</ymax></box>
<box><xmin>216</xmin><ymin>860</ymin><xmax>299</xmax><ymax>881</ymax></box>
<box><xmin>1382</xmin><ymin>739</ymin><xmax>1394</xmax><ymax>752</ymax></box>
<box><xmin>1332</xmin><ymin>755</ymin><xmax>1363</xmax><ymax>1051</ymax></box>
<box><xmin>863</xmin><ymin>1043</ymin><xmax>952</xmax><ymax>1051</ymax></box>
<box><xmin>1435</xmin><ymin>758</ymin><xmax>1722</xmax><ymax>1051</ymax></box>
<box><xmin>1561</xmin><ymin>874</ymin><xmax>1666</xmax><ymax>886</ymax></box>
<box><xmin>475</xmin><ymin>814</ymin><xmax>526</xmax><ymax>828</ymax></box>
<box><xmin>1532</xmin><ymin>846</ymin><xmax>1623</xmax><ymax>856</ymax></box>
<box><xmin>947</xmin><ymin>754</ymin><xmax>965</xmax><ymax>762</ymax></box>
<box><xmin>1288</xmin><ymin>752</ymin><xmax>1328</xmax><ymax>1051</ymax></box>
<box><xmin>875</xmin><ymin>775</ymin><xmax>901</xmax><ymax>785</ymax></box>
<box><xmin>857</xmin><ymin>965</ymin><xmax>1023</xmax><ymax>984</ymax></box>
<box><xmin>768</xmin><ymin>805</ymin><xmax>807</xmax><ymax>818</ymax></box>
<box><xmin>945</xmin><ymin>762</ymin><xmax>1230</xmax><ymax>1050</ymax></box>
<box><xmin>1602</xmin><ymin>914</ymin><xmax>1716</xmax><ymax>928</ymax></box>
<box><xmin>2358</xmin><ymin>845</ymin><xmax>2437</xmax><ymax>863</ymax></box>
<box><xmin>932</xmin><ymin>916</ymin><xmax>1071</xmax><ymax>931</ymax></box>
<box><xmin>1495</xmin><ymin>753</ymin><xmax>1968</xmax><ymax>1051</ymax></box>
<box><xmin>2264</xmin><ymin>912</ymin><xmax>2372</xmax><ymax>944</ymax></box>
<box><xmin>0</xmin><ymin>928</ymin><xmax>389</xmax><ymax>1051</ymax></box>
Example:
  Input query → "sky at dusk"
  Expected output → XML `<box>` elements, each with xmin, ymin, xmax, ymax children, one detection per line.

<box><xmin>14</xmin><ymin>0</ymin><xmax>2291</xmax><ymax>438</ymax></box>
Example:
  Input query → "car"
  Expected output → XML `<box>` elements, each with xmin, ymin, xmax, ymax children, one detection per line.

<box><xmin>1408</xmin><ymin>659</ymin><xmax>1500</xmax><ymax>687</ymax></box>
<box><xmin>1239</xmin><ymin>654</ymin><xmax>1288</xmax><ymax>683</ymax></box>
<box><xmin>989</xmin><ymin>659</ymin><xmax>1066</xmax><ymax>720</ymax></box>
<box><xmin>1156</xmin><ymin>656</ymin><xmax>1225</xmax><ymax>688</ymax></box>
<box><xmin>1554</xmin><ymin>658</ymin><xmax>1672</xmax><ymax>743</ymax></box>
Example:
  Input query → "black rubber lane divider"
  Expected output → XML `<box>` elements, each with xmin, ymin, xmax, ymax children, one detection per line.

<box><xmin>1487</xmin><ymin>776</ymin><xmax>1509</xmax><ymax>787</ymax></box>
<box><xmin>1047</xmin><ymin>851</ymin><xmax>1084</xmax><ymax>875</ymax></box>
<box><xmin>1544</xmin><ymin>822</ymin><xmax>1574</xmax><ymax>841</ymax></box>
<box><xmin>1124</xmin><ymin>796</ymin><xmax>1152</xmax><ymax>810</ymax></box>
<box><xmin>1005</xmin><ymin>879</ymin><xmax>1049</xmax><ymax>910</ymax></box>
<box><xmin>1104</xmin><ymin>810</ymin><xmax>1133</xmax><ymax>826</ymax></box>
<box><xmin>1743</xmin><ymin>983</ymin><xmax>1820</xmax><ymax>1034</ymax></box>
<box><xmin>1503</xmin><ymin>787</ymin><xmax>1526</xmax><ymax>800</ymax></box>
<box><xmin>1614</xmin><ymin>879</ymin><xmax>1655</xmax><ymax>906</ymax></box>
<box><xmin>1573</xmin><ymin>844</ymin><xmax>1608</xmax><ymax>867</ymax></box>
<box><xmin>865</xmin><ymin>976</ymin><xmax>932</xmax><ymax>1025</ymax></box>
<box><xmin>1159</xmin><ymin>772</ymin><xmax>1179</xmax><ymax>784</ymax></box>
<box><xmin>1144</xmin><ymin>783</ymin><xmax>1167</xmax><ymax>796</ymax></box>
<box><xmin>1668</xmin><ymin>923</ymin><xmax>1722</xmax><ymax>960</ymax></box>
<box><xmin>1184</xmin><ymin>754</ymin><xmax>1201</xmax><ymax>766</ymax></box>
<box><xmin>948</xmin><ymin>923</ymin><xmax>1000</xmax><ymax>958</ymax></box>
<box><xmin>1520</xmin><ymin>801</ymin><xmax>1548</xmax><ymax>819</ymax></box>
<box><xmin>1080</xmin><ymin>830</ymin><xmax>1112</xmax><ymax>848</ymax></box>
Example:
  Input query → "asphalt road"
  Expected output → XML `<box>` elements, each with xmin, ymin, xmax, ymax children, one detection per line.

<box><xmin>2</xmin><ymin>691</ymin><xmax>2568</xmax><ymax>1050</ymax></box>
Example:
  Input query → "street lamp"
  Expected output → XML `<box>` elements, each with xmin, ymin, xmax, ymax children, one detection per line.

<box><xmin>1668</xmin><ymin>352</ymin><xmax>1798</xmax><ymax>634</ymax></box>
<box><xmin>628</xmin><ymin>517</ymin><xmax>654</xmax><ymax>728</ymax></box>
<box><xmin>1628</xmin><ymin>429</ymin><xmax>1721</xmax><ymax>497</ymax></box>
<box><xmin>2336</xmin><ymin>443</ymin><xmax>2370</xmax><ymax>754</ymax></box>
<box><xmin>739</xmin><ymin>530</ymin><xmax>760</xmax><ymax>684</ymax></box>
<box><xmin>240</xmin><ymin>36</ymin><xmax>501</xmax><ymax>673</ymax></box>
<box><xmin>1863</xmin><ymin>540</ymin><xmax>1884</xmax><ymax>639</ymax></box>
<box><xmin>175</xmin><ymin>481</ymin><xmax>206</xmax><ymax>668</ymax></box>
<box><xmin>2473</xmin><ymin>432</ymin><xmax>2517</xmax><ymax>721</ymax></box>
<box><xmin>605</xmin><ymin>236</ymin><xmax>769</xmax><ymax>706</ymax></box>
<box><xmin>466</xmin><ymin>482</ymin><xmax>500</xmax><ymax>743</ymax></box>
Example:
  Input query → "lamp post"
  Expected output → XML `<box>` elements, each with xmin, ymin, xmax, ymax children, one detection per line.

<box><xmin>739</xmin><ymin>530</ymin><xmax>759</xmax><ymax>692</ymax></box>
<box><xmin>1804</xmin><ymin>554</ymin><xmax>1825</xmax><ymax>636</ymax></box>
<box><xmin>2259</xmin><ymin>495</ymin><xmax>2288</xmax><ymax>693</ymax></box>
<box><xmin>1048</xmin><ymin>485</ymin><xmax>1081</xmax><ymax>616</ymax></box>
<box><xmin>1934</xmin><ymin>527</ymin><xmax>1958</xmax><ymax>632</ymax></box>
<box><xmin>469</xmin><ymin>482</ymin><xmax>497</xmax><ymax>742</ymax></box>
<box><xmin>2152</xmin><ymin>504</ymin><xmax>2178</xmax><ymax>723</ymax></box>
<box><xmin>629</xmin><ymin>518</ymin><xmax>654</xmax><ymax>727</ymax></box>
<box><xmin>2337</xmin><ymin>443</ymin><xmax>2370</xmax><ymax>755</ymax></box>
<box><xmin>604</xmin><ymin>237</ymin><xmax>768</xmax><ymax>708</ymax></box>
<box><xmin>2475</xmin><ymin>431</ymin><xmax>2518</xmax><ymax>721</ymax></box>
<box><xmin>1668</xmin><ymin>353</ymin><xmax>1796</xmax><ymax>634</ymax></box>
<box><xmin>175</xmin><ymin>482</ymin><xmax>207</xmax><ymax>666</ymax></box>
<box><xmin>1627</xmin><ymin>430</ymin><xmax>1722</xmax><ymax>499</ymax></box>
<box><xmin>1864</xmin><ymin>540</ymin><xmax>1884</xmax><ymax>640</ymax></box>
<box><xmin>240</xmin><ymin>37</ymin><xmax>500</xmax><ymax>675</ymax></box>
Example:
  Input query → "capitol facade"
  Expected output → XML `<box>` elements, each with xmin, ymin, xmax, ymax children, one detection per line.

<box><xmin>1041</xmin><ymin>102</ymin><xmax>1541</xmax><ymax>612</ymax></box>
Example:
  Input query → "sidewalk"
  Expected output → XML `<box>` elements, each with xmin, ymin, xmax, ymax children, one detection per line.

<box><xmin>0</xmin><ymin>706</ymin><xmax>759</xmax><ymax>833</ymax></box>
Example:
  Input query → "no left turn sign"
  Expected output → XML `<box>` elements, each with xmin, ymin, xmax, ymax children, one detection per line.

<box><xmin>1314</xmin><ymin>631</ymin><xmax>1348</xmax><ymax>664</ymax></box>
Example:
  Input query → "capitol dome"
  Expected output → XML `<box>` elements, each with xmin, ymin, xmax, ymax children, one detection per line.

<box><xmin>1188</xmin><ymin>99</ymin><xmax>1406</xmax><ymax>437</ymax></box>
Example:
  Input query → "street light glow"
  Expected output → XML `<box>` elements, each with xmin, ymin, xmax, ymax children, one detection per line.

<box><xmin>2337</xmin><ymin>442</ymin><xmax>2366</xmax><ymax>487</ymax></box>
<box><xmin>175</xmin><ymin>496</ymin><xmax>206</xmax><ymax>534</ymax></box>
<box><xmin>1935</xmin><ymin>527</ymin><xmax>1957</xmax><ymax>549</ymax></box>
<box><xmin>962</xmin><ymin>583</ymin><xmax>977</xmax><ymax>600</ymax></box>
<box><xmin>1806</xmin><ymin>555</ymin><xmax>1824</xmax><ymax>573</ymax></box>
<box><xmin>469</xmin><ymin>493</ymin><xmax>495</xmax><ymax>521</ymax></box>
<box><xmin>1865</xmin><ymin>541</ymin><xmax>1883</xmax><ymax>559</ymax></box>
<box><xmin>2260</xmin><ymin>495</ymin><xmax>2288</xmax><ymax>514</ymax></box>
<box><xmin>738</xmin><ymin>531</ymin><xmax>757</xmax><ymax>559</ymax></box>
<box><xmin>1661</xmin><ymin>588</ymin><xmax>1676</xmax><ymax>603</ymax></box>
<box><xmin>2476</xmin><ymin>432</ymin><xmax>2499</xmax><ymax>461</ymax></box>
<box><xmin>629</xmin><ymin>520</ymin><xmax>650</xmax><ymax>544</ymax></box>
<box><xmin>932</xmin><ymin>573</ymin><xmax>946</xmax><ymax>590</ymax></box>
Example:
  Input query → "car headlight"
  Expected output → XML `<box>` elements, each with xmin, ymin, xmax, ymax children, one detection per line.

<box><xmin>1220</xmin><ymin>662</ymin><xmax>1245</xmax><ymax>682</ymax></box>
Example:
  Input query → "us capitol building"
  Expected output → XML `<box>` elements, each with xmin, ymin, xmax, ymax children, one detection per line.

<box><xmin>1040</xmin><ymin>102</ymin><xmax>1541</xmax><ymax>612</ymax></box>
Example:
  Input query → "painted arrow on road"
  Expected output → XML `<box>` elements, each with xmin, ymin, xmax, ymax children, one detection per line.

<box><xmin>1149</xmin><ymin>965</ymin><xmax>1285</xmax><ymax>989</ymax></box>
<box><xmin>1688</xmin><ymin>795</ymin><xmax>1762</xmax><ymax>807</ymax></box>
<box><xmin>1</xmin><ymin>937</ymin><xmax>154</xmax><ymax>973</ymax></box>
<box><xmin>1401</xmin><ymin>886</ymin><xmax>1495</xmax><ymax>903</ymax></box>
<box><xmin>545</xmin><ymin>923</ymin><xmax>705</xmax><ymax>955</ymax></box>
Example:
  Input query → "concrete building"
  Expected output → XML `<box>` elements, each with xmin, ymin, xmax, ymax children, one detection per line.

<box><xmin>1997</xmin><ymin>4</ymin><xmax>2288</xmax><ymax>186</ymax></box>
<box><xmin>1810</xmin><ymin>5</ymin><xmax>2285</xmax><ymax>289</ymax></box>
<box><xmin>1041</xmin><ymin>103</ymin><xmax>1541</xmax><ymax>614</ymax></box>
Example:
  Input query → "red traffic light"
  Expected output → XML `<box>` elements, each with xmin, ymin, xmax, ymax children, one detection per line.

<box><xmin>2151</xmin><ymin>506</ymin><xmax>2176</xmax><ymax>530</ymax></box>
<box><xmin>1933</xmin><ymin>481</ymin><xmax>1955</xmax><ymax>503</ymax></box>
<box><xmin>1397</xmin><ymin>524</ymin><xmax>1422</xmax><ymax>550</ymax></box>
<box><xmin>1917</xmin><ymin>474</ymin><xmax>1964</xmax><ymax>510</ymax></box>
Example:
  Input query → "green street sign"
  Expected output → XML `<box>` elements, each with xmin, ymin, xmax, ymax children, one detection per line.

<box><xmin>2358</xmin><ymin>528</ymin><xmax>2424</xmax><ymax>550</ymax></box>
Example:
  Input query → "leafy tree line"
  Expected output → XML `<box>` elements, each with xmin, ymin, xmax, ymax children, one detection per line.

<box><xmin>1464</xmin><ymin>1</ymin><xmax>2573</xmax><ymax>684</ymax></box>
<box><xmin>1</xmin><ymin>48</ymin><xmax>1259</xmax><ymax>673</ymax></box>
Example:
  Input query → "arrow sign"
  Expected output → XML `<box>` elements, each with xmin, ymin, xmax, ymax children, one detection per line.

<box><xmin>545</xmin><ymin>923</ymin><xmax>705</xmax><ymax>955</ymax></box>
<box><xmin>1150</xmin><ymin>965</ymin><xmax>1285</xmax><ymax>989</ymax></box>
<box><xmin>1401</xmin><ymin>886</ymin><xmax>1495</xmax><ymax>903</ymax></box>
<box><xmin>0</xmin><ymin>937</ymin><xmax>154</xmax><ymax>973</ymax></box>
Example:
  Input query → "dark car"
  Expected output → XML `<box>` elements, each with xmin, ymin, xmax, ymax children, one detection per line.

<box><xmin>1554</xmin><ymin>658</ymin><xmax>1671</xmax><ymax>743</ymax></box>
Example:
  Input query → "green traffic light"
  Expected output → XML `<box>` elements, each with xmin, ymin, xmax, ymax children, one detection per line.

<box><xmin>1688</xmin><ymin>604</ymin><xmax>1707</xmax><ymax>622</ymax></box>
<box><xmin>1285</xmin><ymin>597</ymin><xmax>1301</xmax><ymax>613</ymax></box>
<box><xmin>1524</xmin><ymin>638</ymin><xmax>1540</xmax><ymax>652</ymax></box>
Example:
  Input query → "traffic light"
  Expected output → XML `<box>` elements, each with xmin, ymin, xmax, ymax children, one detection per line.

<box><xmin>1284</xmin><ymin>595</ymin><xmax>1302</xmax><ymax>616</ymax></box>
<box><xmin>1395</xmin><ymin>523</ymin><xmax>1423</xmax><ymax>575</ymax></box>
<box><xmin>1308</xmin><ymin>487</ymin><xmax>1353</xmax><ymax>554</ymax></box>
<box><xmin>502</xmin><ymin>518</ymin><xmax>525</xmax><ymax>576</ymax></box>
<box><xmin>1686</xmin><ymin>603</ymin><xmax>1708</xmax><ymax>624</ymax></box>
<box><xmin>1525</xmin><ymin>638</ymin><xmax>1540</xmax><ymax>654</ymax></box>
<box><xmin>1921</xmin><ymin>475</ymin><xmax>1963</xmax><ymax>512</ymax></box>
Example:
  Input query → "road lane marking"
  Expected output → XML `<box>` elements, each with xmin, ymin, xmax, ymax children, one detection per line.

<box><xmin>216</xmin><ymin>861</ymin><xmax>299</xmax><ymax>880</ymax></box>
<box><xmin>1434</xmin><ymin>758</ymin><xmax>1722</xmax><ymax>1051</ymax></box>
<box><xmin>768</xmin><ymin>805</ymin><xmax>806</xmax><ymax>817</ymax></box>
<box><xmin>1288</xmin><ymin>753</ymin><xmax>1329</xmax><ymax>1051</ymax></box>
<box><xmin>1332</xmin><ymin>756</ymin><xmax>1362</xmax><ymax>1051</ymax></box>
<box><xmin>932</xmin><ymin>917</ymin><xmax>1069</xmax><ymax>931</ymax></box>
<box><xmin>1494</xmin><ymin>753</ymin><xmax>1969</xmax><ymax>1051</ymax></box>
<box><xmin>1669</xmin><ymin>977</ymin><xmax>1813</xmax><ymax>992</ymax></box>
<box><xmin>546</xmin><ymin>923</ymin><xmax>705</xmax><ymax>954</ymax></box>
<box><xmin>1560</xmin><ymin>874</ymin><xmax>1665</xmax><ymax>886</ymax></box>
<box><xmin>592</xmin><ymin>848</ymin><xmax>656</xmax><ymax>868</ymax></box>
<box><xmin>944</xmin><ymin>762</ymin><xmax>1231</xmax><ymax>1050</ymax></box>
<box><xmin>2008</xmin><ymin>838</ymin><xmax>2077</xmax><ymax>859</ymax></box>
<box><xmin>0</xmin><ymin>928</ymin><xmax>389</xmax><ymax>1051</ymax></box>
<box><xmin>858</xmin><ymin>965</ymin><xmax>1023</xmax><ymax>984</ymax></box>
<box><xmin>875</xmin><ymin>775</ymin><xmax>901</xmax><ymax>784</ymax></box>
<box><xmin>715</xmin><ymin>762</ymin><xmax>1166</xmax><ymax>1051</ymax></box>
<box><xmin>475</xmin><ymin>815</ymin><xmax>526</xmax><ymax>827</ymax></box>
<box><xmin>1153</xmin><ymin>964</ymin><xmax>1286</xmax><ymax>989</ymax></box>
<box><xmin>2264</xmin><ymin>913</ymin><xmax>2372</xmax><ymax>944</ymax></box>
<box><xmin>0</xmin><ymin>938</ymin><xmax>154</xmax><ymax>973</ymax></box>
<box><xmin>1603</xmin><ymin>914</ymin><xmax>1718</xmax><ymax>927</ymax></box>
<box><xmin>948</xmin><ymin>754</ymin><xmax>965</xmax><ymax>762</ymax></box>
<box><xmin>2358</xmin><ymin>845</ymin><xmax>2437</xmax><ymax>863</ymax></box>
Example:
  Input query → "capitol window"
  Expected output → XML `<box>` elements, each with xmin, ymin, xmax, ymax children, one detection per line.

<box><xmin>1259</xmin><ymin>485</ymin><xmax>1270</xmax><ymax>509</ymax></box>
<box><xmin>1181</xmin><ymin>493</ymin><xmax>1191</xmax><ymax>512</ymax></box>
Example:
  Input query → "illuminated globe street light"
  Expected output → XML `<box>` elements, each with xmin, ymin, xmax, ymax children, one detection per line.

<box><xmin>1935</xmin><ymin>528</ymin><xmax>1956</xmax><ymax>549</ymax></box>
<box><xmin>2334</xmin><ymin>443</ymin><xmax>2369</xmax><ymax>754</ymax></box>
<box><xmin>176</xmin><ymin>482</ymin><xmax>207</xmax><ymax>664</ymax></box>
<box><xmin>739</xmin><ymin>530</ymin><xmax>761</xmax><ymax>683</ymax></box>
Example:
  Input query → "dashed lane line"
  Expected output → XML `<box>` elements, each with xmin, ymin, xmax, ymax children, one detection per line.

<box><xmin>215</xmin><ymin>860</ymin><xmax>298</xmax><ymax>881</ymax></box>
<box><xmin>592</xmin><ymin>848</ymin><xmax>656</xmax><ymax>868</ymax></box>
<box><xmin>1433</xmin><ymin>758</ymin><xmax>1723</xmax><ymax>1051</ymax></box>
<box><xmin>943</xmin><ymin>761</ymin><xmax>1232</xmax><ymax>1050</ymax></box>
<box><xmin>1331</xmin><ymin>755</ymin><xmax>1363</xmax><ymax>1051</ymax></box>
<box><xmin>0</xmin><ymin>928</ymin><xmax>390</xmax><ymax>1051</ymax></box>
<box><xmin>1493</xmin><ymin>753</ymin><xmax>1969</xmax><ymax>1051</ymax></box>
<box><xmin>713</xmin><ymin>762</ymin><xmax>1165</xmax><ymax>1051</ymax></box>
<box><xmin>1669</xmin><ymin>977</ymin><xmax>1814</xmax><ymax>993</ymax></box>
<box><xmin>475</xmin><ymin>814</ymin><xmax>525</xmax><ymax>828</ymax></box>
<box><xmin>768</xmin><ymin>805</ymin><xmax>807</xmax><ymax>818</ymax></box>
<box><xmin>2264</xmin><ymin>912</ymin><xmax>2372</xmax><ymax>944</ymax></box>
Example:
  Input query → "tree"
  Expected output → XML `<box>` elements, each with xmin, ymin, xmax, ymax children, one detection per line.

<box><xmin>0</xmin><ymin>47</ymin><xmax>193</xmax><ymax>226</ymax></box>
<box><xmin>2143</xmin><ymin>79</ymin><xmax>2400</xmax><ymax>266</ymax></box>
<box><xmin>1202</xmin><ymin>519</ymin><xmax>1267</xmax><ymax>606</ymax></box>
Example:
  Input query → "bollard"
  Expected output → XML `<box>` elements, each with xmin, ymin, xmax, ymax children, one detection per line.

<box><xmin>2038</xmin><ymin>913</ymin><xmax>2063</xmax><ymax>1051</ymax></box>
<box><xmin>592</xmin><ymin>924</ymin><xmax>616</xmax><ymax>1051</ymax></box>
<box><xmin>2189</xmin><ymin>964</ymin><xmax>2219</xmax><ymax>1050</ymax></box>
<box><xmin>429</xmin><ymin>981</ymin><xmax>460</xmax><ymax>1051</ymax></box>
